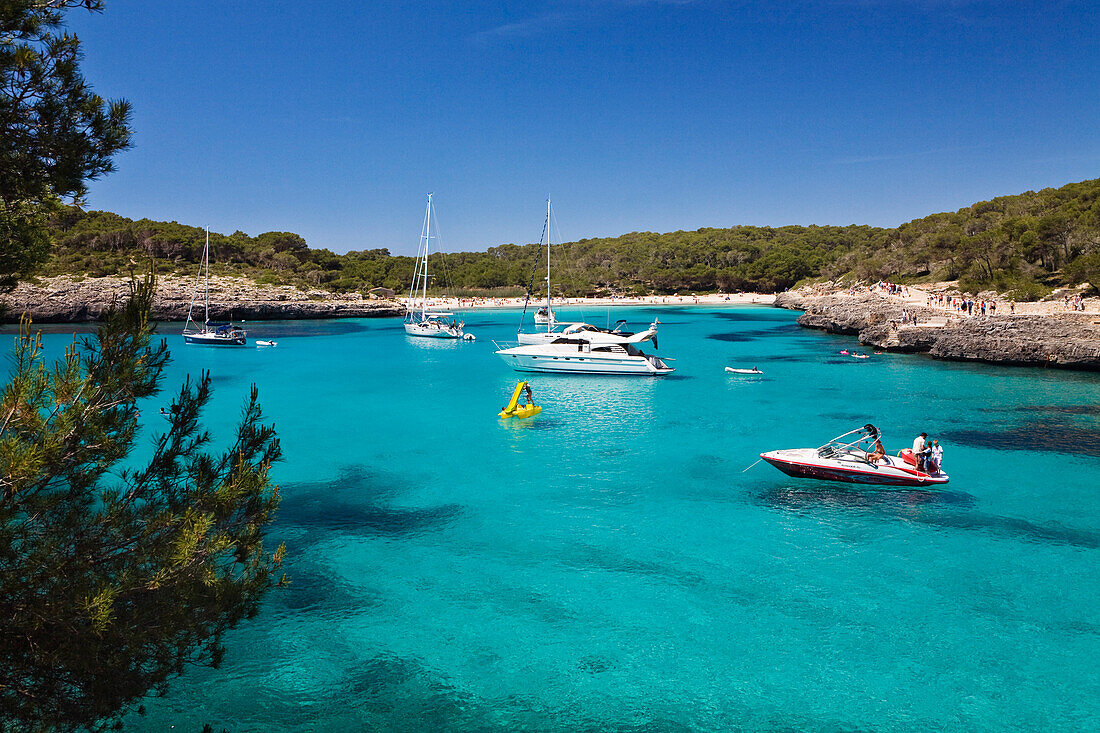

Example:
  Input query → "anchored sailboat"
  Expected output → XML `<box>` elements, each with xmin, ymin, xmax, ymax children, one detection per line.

<box><xmin>183</xmin><ymin>229</ymin><xmax>246</xmax><ymax>346</ymax></box>
<box><xmin>404</xmin><ymin>194</ymin><xmax>464</xmax><ymax>339</ymax></box>
<box><xmin>518</xmin><ymin>197</ymin><xmax>564</xmax><ymax>342</ymax></box>
<box><xmin>515</xmin><ymin>198</ymin><xmax>662</xmax><ymax>348</ymax></box>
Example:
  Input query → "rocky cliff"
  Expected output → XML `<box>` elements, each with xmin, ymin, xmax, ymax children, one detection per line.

<box><xmin>774</xmin><ymin>291</ymin><xmax>1100</xmax><ymax>370</ymax></box>
<box><xmin>1</xmin><ymin>275</ymin><xmax>404</xmax><ymax>323</ymax></box>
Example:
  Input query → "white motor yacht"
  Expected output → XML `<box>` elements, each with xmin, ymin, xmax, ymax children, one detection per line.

<box><xmin>516</xmin><ymin>319</ymin><xmax>659</xmax><ymax>346</ymax></box>
<box><xmin>495</xmin><ymin>337</ymin><xmax>673</xmax><ymax>376</ymax></box>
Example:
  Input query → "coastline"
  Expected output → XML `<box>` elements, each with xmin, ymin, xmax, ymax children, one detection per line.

<box><xmin>7</xmin><ymin>274</ymin><xmax>1099</xmax><ymax>372</ymax></box>
<box><xmin>775</xmin><ymin>284</ymin><xmax>1100</xmax><ymax>371</ymax></box>
<box><xmin>1</xmin><ymin>275</ymin><xmax>403</xmax><ymax>323</ymax></box>
<box><xmin>401</xmin><ymin>292</ymin><xmax>776</xmax><ymax>310</ymax></box>
<box><xmin>1</xmin><ymin>276</ymin><xmax>775</xmax><ymax>324</ymax></box>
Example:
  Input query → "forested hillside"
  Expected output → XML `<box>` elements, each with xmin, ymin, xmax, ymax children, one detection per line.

<box><xmin>38</xmin><ymin>178</ymin><xmax>1100</xmax><ymax>298</ymax></box>
<box><xmin>827</xmin><ymin>177</ymin><xmax>1100</xmax><ymax>298</ymax></box>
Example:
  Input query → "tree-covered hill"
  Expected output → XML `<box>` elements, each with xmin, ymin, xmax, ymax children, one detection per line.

<box><xmin>827</xmin><ymin>178</ymin><xmax>1100</xmax><ymax>298</ymax></box>
<box><xmin>39</xmin><ymin>178</ymin><xmax>1100</xmax><ymax>298</ymax></box>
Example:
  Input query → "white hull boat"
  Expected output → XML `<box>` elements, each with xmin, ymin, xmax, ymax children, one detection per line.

<box><xmin>495</xmin><ymin>339</ymin><xmax>673</xmax><ymax>376</ymax></box>
<box><xmin>183</xmin><ymin>228</ymin><xmax>246</xmax><ymax>347</ymax></box>
<box><xmin>184</xmin><ymin>328</ymin><xmax>246</xmax><ymax>346</ymax></box>
<box><xmin>404</xmin><ymin>194</ymin><xmax>466</xmax><ymax>340</ymax></box>
<box><xmin>516</xmin><ymin>320</ymin><xmax>659</xmax><ymax>346</ymax></box>
<box><xmin>760</xmin><ymin>425</ymin><xmax>949</xmax><ymax>487</ymax></box>
<box><xmin>518</xmin><ymin>198</ymin><xmax>562</xmax><ymax>341</ymax></box>
<box><xmin>404</xmin><ymin>318</ymin><xmax>462</xmax><ymax>339</ymax></box>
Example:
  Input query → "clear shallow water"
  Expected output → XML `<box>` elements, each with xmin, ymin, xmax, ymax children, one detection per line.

<box><xmin>23</xmin><ymin>306</ymin><xmax>1100</xmax><ymax>731</ymax></box>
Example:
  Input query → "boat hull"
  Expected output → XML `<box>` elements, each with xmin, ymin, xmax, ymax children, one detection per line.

<box><xmin>500</xmin><ymin>404</ymin><xmax>541</xmax><ymax>418</ymax></box>
<box><xmin>760</xmin><ymin>449</ymin><xmax>949</xmax><ymax>487</ymax></box>
<box><xmin>496</xmin><ymin>350</ymin><xmax>672</xmax><ymax>376</ymax></box>
<box><xmin>183</xmin><ymin>332</ymin><xmax>246</xmax><ymax>346</ymax></box>
<box><xmin>405</xmin><ymin>322</ymin><xmax>462</xmax><ymax>339</ymax></box>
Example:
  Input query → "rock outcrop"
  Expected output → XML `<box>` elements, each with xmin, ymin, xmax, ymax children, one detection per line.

<box><xmin>774</xmin><ymin>290</ymin><xmax>1100</xmax><ymax>370</ymax></box>
<box><xmin>1</xmin><ymin>275</ymin><xmax>403</xmax><ymax>323</ymax></box>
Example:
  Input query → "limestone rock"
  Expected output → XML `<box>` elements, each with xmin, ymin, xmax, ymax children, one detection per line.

<box><xmin>776</xmin><ymin>288</ymin><xmax>1100</xmax><ymax>371</ymax></box>
<box><xmin>1</xmin><ymin>275</ymin><xmax>404</xmax><ymax>323</ymax></box>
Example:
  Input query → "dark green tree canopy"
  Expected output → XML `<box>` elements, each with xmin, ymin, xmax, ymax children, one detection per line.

<box><xmin>0</xmin><ymin>0</ymin><xmax>132</xmax><ymax>282</ymax></box>
<box><xmin>0</xmin><ymin>276</ymin><xmax>285</xmax><ymax>731</ymax></box>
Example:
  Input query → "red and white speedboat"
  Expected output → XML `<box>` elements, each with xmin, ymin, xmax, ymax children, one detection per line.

<box><xmin>760</xmin><ymin>425</ymin><xmax>949</xmax><ymax>487</ymax></box>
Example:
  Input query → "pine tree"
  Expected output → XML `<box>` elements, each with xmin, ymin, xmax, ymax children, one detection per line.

<box><xmin>0</xmin><ymin>275</ymin><xmax>285</xmax><ymax>731</ymax></box>
<box><xmin>1</xmin><ymin>0</ymin><xmax>133</xmax><ymax>284</ymax></box>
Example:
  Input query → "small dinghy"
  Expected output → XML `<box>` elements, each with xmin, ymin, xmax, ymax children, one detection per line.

<box><xmin>255</xmin><ymin>340</ymin><xmax>277</xmax><ymax>347</ymax></box>
<box><xmin>760</xmin><ymin>424</ymin><xmax>949</xmax><ymax>487</ymax></box>
<box><xmin>725</xmin><ymin>367</ymin><xmax>763</xmax><ymax>374</ymax></box>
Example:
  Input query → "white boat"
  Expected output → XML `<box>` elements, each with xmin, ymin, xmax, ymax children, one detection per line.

<box><xmin>725</xmin><ymin>367</ymin><xmax>763</xmax><ymax>374</ymax></box>
<box><xmin>760</xmin><ymin>424</ymin><xmax>949</xmax><ymax>487</ymax></box>
<box><xmin>256</xmin><ymin>340</ymin><xmax>277</xmax><ymax>347</ymax></box>
<box><xmin>495</xmin><ymin>338</ymin><xmax>674</xmax><ymax>376</ymax></box>
<box><xmin>517</xmin><ymin>319</ymin><xmax>660</xmax><ymax>346</ymax></box>
<box><xmin>517</xmin><ymin>197</ymin><xmax>575</xmax><ymax>340</ymax></box>
<box><xmin>183</xmin><ymin>228</ymin><xmax>246</xmax><ymax>346</ymax></box>
<box><xmin>404</xmin><ymin>194</ymin><xmax>464</xmax><ymax>339</ymax></box>
<box><xmin>514</xmin><ymin>200</ymin><xmax>664</xmax><ymax>348</ymax></box>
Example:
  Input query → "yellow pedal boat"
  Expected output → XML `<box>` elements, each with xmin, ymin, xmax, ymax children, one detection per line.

<box><xmin>499</xmin><ymin>381</ymin><xmax>541</xmax><ymax>419</ymax></box>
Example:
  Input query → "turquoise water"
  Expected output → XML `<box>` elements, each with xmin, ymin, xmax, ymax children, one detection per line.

<box><xmin>27</xmin><ymin>306</ymin><xmax>1100</xmax><ymax>730</ymax></box>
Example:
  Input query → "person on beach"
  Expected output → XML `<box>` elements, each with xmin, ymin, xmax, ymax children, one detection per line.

<box><xmin>913</xmin><ymin>432</ymin><xmax>928</xmax><ymax>470</ymax></box>
<box><xmin>930</xmin><ymin>439</ymin><xmax>943</xmax><ymax>473</ymax></box>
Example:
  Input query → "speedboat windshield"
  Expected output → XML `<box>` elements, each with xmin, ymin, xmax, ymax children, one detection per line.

<box><xmin>816</xmin><ymin>424</ymin><xmax>880</xmax><ymax>458</ymax></box>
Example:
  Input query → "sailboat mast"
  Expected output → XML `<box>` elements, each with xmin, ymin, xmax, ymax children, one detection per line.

<box><xmin>204</xmin><ymin>228</ymin><xmax>210</xmax><ymax>326</ymax></box>
<box><xmin>546</xmin><ymin>196</ymin><xmax>552</xmax><ymax>332</ymax></box>
<box><xmin>422</xmin><ymin>194</ymin><xmax>432</xmax><ymax>318</ymax></box>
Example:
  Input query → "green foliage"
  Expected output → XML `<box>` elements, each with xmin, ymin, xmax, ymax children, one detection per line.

<box><xmin>1064</xmin><ymin>251</ymin><xmax>1100</xmax><ymax>293</ymax></box>
<box><xmin>0</xmin><ymin>1</ymin><xmax>133</xmax><ymax>282</ymax></box>
<box><xmin>40</xmin><ymin>211</ymin><xmax>883</xmax><ymax>295</ymax></box>
<box><xmin>0</xmin><ymin>197</ymin><xmax>58</xmax><ymax>286</ymax></box>
<box><xmin>32</xmin><ymin>179</ymin><xmax>1100</xmax><ymax>297</ymax></box>
<box><xmin>828</xmin><ymin>178</ymin><xmax>1100</xmax><ymax>293</ymax></box>
<box><xmin>0</xmin><ymin>275</ymin><xmax>285</xmax><ymax>731</ymax></box>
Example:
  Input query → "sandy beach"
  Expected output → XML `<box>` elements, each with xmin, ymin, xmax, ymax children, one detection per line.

<box><xmin>399</xmin><ymin>292</ymin><xmax>776</xmax><ymax>310</ymax></box>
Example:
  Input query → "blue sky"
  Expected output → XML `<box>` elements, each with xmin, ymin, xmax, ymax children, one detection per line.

<box><xmin>69</xmin><ymin>0</ymin><xmax>1099</xmax><ymax>255</ymax></box>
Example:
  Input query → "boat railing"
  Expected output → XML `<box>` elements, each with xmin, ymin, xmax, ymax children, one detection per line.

<box><xmin>493</xmin><ymin>340</ymin><xmax>520</xmax><ymax>351</ymax></box>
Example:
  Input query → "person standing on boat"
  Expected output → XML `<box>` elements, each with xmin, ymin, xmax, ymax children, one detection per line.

<box><xmin>912</xmin><ymin>432</ymin><xmax>928</xmax><ymax>470</ymax></box>
<box><xmin>930</xmin><ymin>439</ymin><xmax>943</xmax><ymax>473</ymax></box>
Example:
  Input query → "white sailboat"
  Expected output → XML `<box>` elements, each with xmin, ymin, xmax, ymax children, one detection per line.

<box><xmin>183</xmin><ymin>229</ymin><xmax>246</xmax><ymax>346</ymax></box>
<box><xmin>404</xmin><ymin>193</ymin><xmax>464</xmax><ymax>339</ymax></box>
<box><xmin>518</xmin><ymin>197</ymin><xmax>566</xmax><ymax>342</ymax></box>
<box><xmin>515</xmin><ymin>198</ymin><xmax>662</xmax><ymax>347</ymax></box>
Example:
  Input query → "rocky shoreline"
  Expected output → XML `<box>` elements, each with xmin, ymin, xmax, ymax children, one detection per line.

<box><xmin>774</xmin><ymin>289</ymin><xmax>1100</xmax><ymax>371</ymax></box>
<box><xmin>1</xmin><ymin>275</ymin><xmax>404</xmax><ymax>323</ymax></box>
